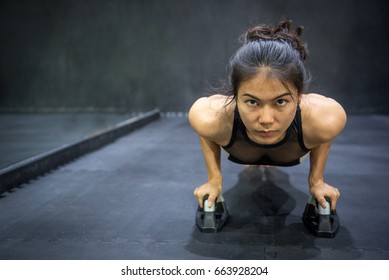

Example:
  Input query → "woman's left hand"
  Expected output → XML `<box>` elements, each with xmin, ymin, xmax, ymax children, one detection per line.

<box><xmin>309</xmin><ymin>180</ymin><xmax>340</xmax><ymax>211</ymax></box>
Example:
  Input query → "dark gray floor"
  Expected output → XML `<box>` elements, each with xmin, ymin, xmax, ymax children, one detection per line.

<box><xmin>0</xmin><ymin>113</ymin><xmax>134</xmax><ymax>169</ymax></box>
<box><xmin>0</xmin><ymin>115</ymin><xmax>388</xmax><ymax>259</ymax></box>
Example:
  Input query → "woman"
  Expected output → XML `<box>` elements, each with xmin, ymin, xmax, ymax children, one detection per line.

<box><xmin>189</xmin><ymin>19</ymin><xmax>347</xmax><ymax>214</ymax></box>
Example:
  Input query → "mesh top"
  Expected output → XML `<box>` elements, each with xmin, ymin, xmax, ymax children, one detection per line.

<box><xmin>222</xmin><ymin>106</ymin><xmax>310</xmax><ymax>166</ymax></box>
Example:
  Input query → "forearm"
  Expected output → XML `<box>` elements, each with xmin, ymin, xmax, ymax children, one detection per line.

<box><xmin>308</xmin><ymin>141</ymin><xmax>332</xmax><ymax>187</ymax></box>
<box><xmin>199</xmin><ymin>136</ymin><xmax>222</xmax><ymax>185</ymax></box>
<box><xmin>308</xmin><ymin>140</ymin><xmax>341</xmax><ymax>209</ymax></box>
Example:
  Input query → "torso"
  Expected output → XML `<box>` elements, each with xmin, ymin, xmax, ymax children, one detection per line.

<box><xmin>189</xmin><ymin>93</ymin><xmax>346</xmax><ymax>154</ymax></box>
<box><xmin>222</xmin><ymin>104</ymin><xmax>310</xmax><ymax>166</ymax></box>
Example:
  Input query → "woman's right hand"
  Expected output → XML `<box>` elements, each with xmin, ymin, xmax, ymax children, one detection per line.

<box><xmin>193</xmin><ymin>182</ymin><xmax>222</xmax><ymax>209</ymax></box>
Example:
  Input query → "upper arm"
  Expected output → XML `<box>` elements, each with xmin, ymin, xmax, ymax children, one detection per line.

<box><xmin>189</xmin><ymin>97</ymin><xmax>209</xmax><ymax>135</ymax></box>
<box><xmin>188</xmin><ymin>97</ymin><xmax>215</xmax><ymax>140</ymax></box>
<box><xmin>188</xmin><ymin>95</ymin><xmax>233</xmax><ymax>145</ymax></box>
<box><xmin>303</xmin><ymin>94</ymin><xmax>347</xmax><ymax>147</ymax></box>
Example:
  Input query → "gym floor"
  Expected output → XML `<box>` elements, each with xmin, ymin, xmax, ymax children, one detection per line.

<box><xmin>0</xmin><ymin>114</ymin><xmax>388</xmax><ymax>260</ymax></box>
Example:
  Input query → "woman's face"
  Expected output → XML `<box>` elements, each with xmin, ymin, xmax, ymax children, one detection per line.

<box><xmin>236</xmin><ymin>70</ymin><xmax>300</xmax><ymax>145</ymax></box>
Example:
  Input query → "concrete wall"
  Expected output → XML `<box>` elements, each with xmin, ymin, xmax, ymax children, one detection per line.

<box><xmin>0</xmin><ymin>0</ymin><xmax>388</xmax><ymax>114</ymax></box>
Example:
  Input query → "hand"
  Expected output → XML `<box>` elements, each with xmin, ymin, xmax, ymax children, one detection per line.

<box><xmin>193</xmin><ymin>182</ymin><xmax>222</xmax><ymax>209</ymax></box>
<box><xmin>309</xmin><ymin>180</ymin><xmax>340</xmax><ymax>211</ymax></box>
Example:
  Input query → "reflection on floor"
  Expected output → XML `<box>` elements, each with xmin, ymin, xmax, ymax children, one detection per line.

<box><xmin>0</xmin><ymin>113</ymin><xmax>134</xmax><ymax>168</ymax></box>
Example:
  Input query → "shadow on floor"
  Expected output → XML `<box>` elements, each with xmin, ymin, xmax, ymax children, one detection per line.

<box><xmin>185</xmin><ymin>167</ymin><xmax>357</xmax><ymax>259</ymax></box>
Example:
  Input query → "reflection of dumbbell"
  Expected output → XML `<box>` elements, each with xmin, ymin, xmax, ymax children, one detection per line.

<box><xmin>196</xmin><ymin>195</ymin><xmax>229</xmax><ymax>233</ymax></box>
<box><xmin>302</xmin><ymin>196</ymin><xmax>339</xmax><ymax>238</ymax></box>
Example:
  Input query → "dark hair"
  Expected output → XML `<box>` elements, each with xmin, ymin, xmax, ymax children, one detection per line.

<box><xmin>226</xmin><ymin>19</ymin><xmax>311</xmax><ymax>101</ymax></box>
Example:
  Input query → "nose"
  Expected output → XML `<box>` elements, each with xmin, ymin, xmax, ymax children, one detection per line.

<box><xmin>258</xmin><ymin>106</ymin><xmax>275</xmax><ymax>126</ymax></box>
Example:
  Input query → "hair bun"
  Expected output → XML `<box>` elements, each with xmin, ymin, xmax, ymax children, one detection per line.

<box><xmin>244</xmin><ymin>19</ymin><xmax>309</xmax><ymax>61</ymax></box>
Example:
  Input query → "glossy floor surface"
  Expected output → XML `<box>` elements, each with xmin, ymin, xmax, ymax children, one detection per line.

<box><xmin>0</xmin><ymin>115</ymin><xmax>388</xmax><ymax>259</ymax></box>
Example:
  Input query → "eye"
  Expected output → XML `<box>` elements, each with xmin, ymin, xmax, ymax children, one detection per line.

<box><xmin>246</xmin><ymin>99</ymin><xmax>258</xmax><ymax>106</ymax></box>
<box><xmin>275</xmin><ymin>99</ymin><xmax>288</xmax><ymax>106</ymax></box>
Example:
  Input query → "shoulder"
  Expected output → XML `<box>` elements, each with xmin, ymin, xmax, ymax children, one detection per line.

<box><xmin>188</xmin><ymin>94</ymin><xmax>235</xmax><ymax>145</ymax></box>
<box><xmin>300</xmin><ymin>93</ymin><xmax>347</xmax><ymax>148</ymax></box>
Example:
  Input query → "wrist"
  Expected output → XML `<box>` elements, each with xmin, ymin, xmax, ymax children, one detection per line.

<box><xmin>309</xmin><ymin>176</ymin><xmax>323</xmax><ymax>188</ymax></box>
<box><xmin>208</xmin><ymin>174</ymin><xmax>222</xmax><ymax>186</ymax></box>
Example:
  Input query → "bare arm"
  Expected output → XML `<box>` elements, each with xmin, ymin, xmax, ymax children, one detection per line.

<box><xmin>308</xmin><ymin>141</ymin><xmax>340</xmax><ymax>210</ymax></box>
<box><xmin>302</xmin><ymin>94</ymin><xmax>347</xmax><ymax>210</ymax></box>
<box><xmin>188</xmin><ymin>95</ymin><xmax>233</xmax><ymax>208</ymax></box>
<box><xmin>194</xmin><ymin>136</ymin><xmax>223</xmax><ymax>208</ymax></box>
<box><xmin>199</xmin><ymin>136</ymin><xmax>222</xmax><ymax>186</ymax></box>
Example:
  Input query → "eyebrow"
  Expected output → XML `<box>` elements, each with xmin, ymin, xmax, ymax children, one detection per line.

<box><xmin>242</xmin><ymin>93</ymin><xmax>293</xmax><ymax>101</ymax></box>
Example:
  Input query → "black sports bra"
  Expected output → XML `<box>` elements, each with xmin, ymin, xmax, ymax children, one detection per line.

<box><xmin>222</xmin><ymin>106</ymin><xmax>310</xmax><ymax>166</ymax></box>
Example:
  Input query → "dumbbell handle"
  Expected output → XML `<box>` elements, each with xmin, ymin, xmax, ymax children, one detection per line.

<box><xmin>318</xmin><ymin>200</ymin><xmax>331</xmax><ymax>215</ymax></box>
<box><xmin>204</xmin><ymin>198</ymin><xmax>215</xmax><ymax>212</ymax></box>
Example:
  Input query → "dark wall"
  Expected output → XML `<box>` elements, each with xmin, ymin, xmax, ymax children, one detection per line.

<box><xmin>0</xmin><ymin>0</ymin><xmax>388</xmax><ymax>114</ymax></box>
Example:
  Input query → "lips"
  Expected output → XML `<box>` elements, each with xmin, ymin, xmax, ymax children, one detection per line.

<box><xmin>258</xmin><ymin>130</ymin><xmax>276</xmax><ymax>138</ymax></box>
